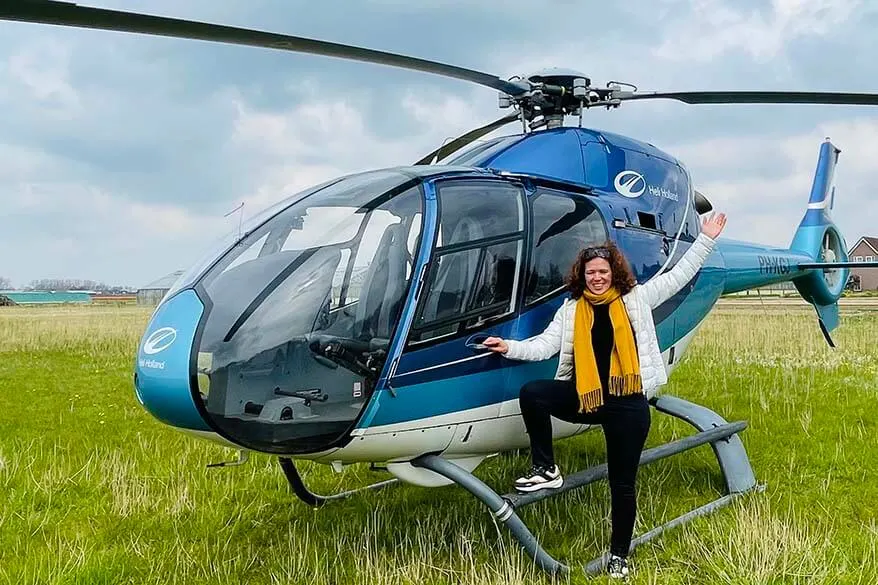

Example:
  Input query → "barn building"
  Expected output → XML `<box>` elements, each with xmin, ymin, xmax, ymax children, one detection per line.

<box><xmin>0</xmin><ymin>291</ymin><xmax>92</xmax><ymax>305</ymax></box>
<box><xmin>137</xmin><ymin>271</ymin><xmax>184</xmax><ymax>306</ymax></box>
<box><xmin>847</xmin><ymin>236</ymin><xmax>878</xmax><ymax>291</ymax></box>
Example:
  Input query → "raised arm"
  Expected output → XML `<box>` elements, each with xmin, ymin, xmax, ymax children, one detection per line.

<box><xmin>482</xmin><ymin>303</ymin><xmax>565</xmax><ymax>361</ymax></box>
<box><xmin>638</xmin><ymin>213</ymin><xmax>726</xmax><ymax>310</ymax></box>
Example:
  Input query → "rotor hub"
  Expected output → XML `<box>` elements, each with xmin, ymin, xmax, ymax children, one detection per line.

<box><xmin>499</xmin><ymin>68</ymin><xmax>633</xmax><ymax>131</ymax></box>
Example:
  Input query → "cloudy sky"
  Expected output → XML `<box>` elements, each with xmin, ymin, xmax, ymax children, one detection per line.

<box><xmin>1</xmin><ymin>0</ymin><xmax>877</xmax><ymax>288</ymax></box>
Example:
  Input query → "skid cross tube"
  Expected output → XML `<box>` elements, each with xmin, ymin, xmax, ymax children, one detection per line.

<box><xmin>413</xmin><ymin>394</ymin><xmax>760</xmax><ymax>577</ymax></box>
<box><xmin>504</xmin><ymin>420</ymin><xmax>747</xmax><ymax>508</ymax></box>
<box><xmin>278</xmin><ymin>457</ymin><xmax>399</xmax><ymax>508</ymax></box>
<box><xmin>583</xmin><ymin>486</ymin><xmax>763</xmax><ymax>575</ymax></box>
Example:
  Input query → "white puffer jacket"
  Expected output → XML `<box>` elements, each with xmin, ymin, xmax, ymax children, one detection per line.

<box><xmin>504</xmin><ymin>232</ymin><xmax>716</xmax><ymax>392</ymax></box>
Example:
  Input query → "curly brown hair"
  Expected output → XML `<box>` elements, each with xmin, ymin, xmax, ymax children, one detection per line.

<box><xmin>566</xmin><ymin>240</ymin><xmax>638</xmax><ymax>298</ymax></box>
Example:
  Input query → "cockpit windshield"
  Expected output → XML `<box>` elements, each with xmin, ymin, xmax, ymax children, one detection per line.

<box><xmin>193</xmin><ymin>170</ymin><xmax>423</xmax><ymax>454</ymax></box>
<box><xmin>158</xmin><ymin>178</ymin><xmax>343</xmax><ymax>309</ymax></box>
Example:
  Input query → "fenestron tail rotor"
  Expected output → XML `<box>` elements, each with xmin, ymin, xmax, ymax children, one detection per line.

<box><xmin>0</xmin><ymin>0</ymin><xmax>529</xmax><ymax>96</ymax></box>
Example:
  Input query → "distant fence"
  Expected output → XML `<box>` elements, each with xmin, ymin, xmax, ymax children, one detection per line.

<box><xmin>92</xmin><ymin>295</ymin><xmax>137</xmax><ymax>304</ymax></box>
<box><xmin>723</xmin><ymin>282</ymin><xmax>796</xmax><ymax>297</ymax></box>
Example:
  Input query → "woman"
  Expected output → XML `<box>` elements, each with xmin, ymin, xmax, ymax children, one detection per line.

<box><xmin>482</xmin><ymin>212</ymin><xmax>727</xmax><ymax>578</ymax></box>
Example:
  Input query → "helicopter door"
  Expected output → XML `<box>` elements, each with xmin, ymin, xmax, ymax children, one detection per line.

<box><xmin>376</xmin><ymin>178</ymin><xmax>527</xmax><ymax>440</ymax></box>
<box><xmin>498</xmin><ymin>188</ymin><xmax>610</xmax><ymax>418</ymax></box>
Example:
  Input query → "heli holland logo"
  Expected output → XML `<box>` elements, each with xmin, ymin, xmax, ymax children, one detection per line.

<box><xmin>613</xmin><ymin>170</ymin><xmax>646</xmax><ymax>198</ymax></box>
<box><xmin>143</xmin><ymin>327</ymin><xmax>177</xmax><ymax>355</ymax></box>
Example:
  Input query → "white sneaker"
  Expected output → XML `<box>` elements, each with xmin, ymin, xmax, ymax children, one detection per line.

<box><xmin>513</xmin><ymin>464</ymin><xmax>563</xmax><ymax>493</ymax></box>
<box><xmin>607</xmin><ymin>554</ymin><xmax>631</xmax><ymax>579</ymax></box>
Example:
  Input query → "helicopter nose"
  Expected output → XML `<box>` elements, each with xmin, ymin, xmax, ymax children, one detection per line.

<box><xmin>134</xmin><ymin>289</ymin><xmax>211</xmax><ymax>432</ymax></box>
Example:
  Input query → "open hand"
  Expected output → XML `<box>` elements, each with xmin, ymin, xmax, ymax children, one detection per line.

<box><xmin>482</xmin><ymin>337</ymin><xmax>508</xmax><ymax>354</ymax></box>
<box><xmin>701</xmin><ymin>212</ymin><xmax>727</xmax><ymax>239</ymax></box>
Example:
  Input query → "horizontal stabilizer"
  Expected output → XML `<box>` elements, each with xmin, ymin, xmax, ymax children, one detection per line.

<box><xmin>799</xmin><ymin>261</ymin><xmax>878</xmax><ymax>269</ymax></box>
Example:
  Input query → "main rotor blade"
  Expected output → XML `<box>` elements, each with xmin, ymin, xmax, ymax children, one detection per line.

<box><xmin>621</xmin><ymin>91</ymin><xmax>878</xmax><ymax>106</ymax></box>
<box><xmin>414</xmin><ymin>111</ymin><xmax>520</xmax><ymax>165</ymax></box>
<box><xmin>0</xmin><ymin>1</ymin><xmax>527</xmax><ymax>97</ymax></box>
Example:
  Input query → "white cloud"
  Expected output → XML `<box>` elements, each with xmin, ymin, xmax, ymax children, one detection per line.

<box><xmin>668</xmin><ymin>116</ymin><xmax>878</xmax><ymax>247</ymax></box>
<box><xmin>0</xmin><ymin>142</ymin><xmax>58</xmax><ymax>184</ymax></box>
<box><xmin>1</xmin><ymin>169</ymin><xmax>224</xmax><ymax>287</ymax></box>
<box><xmin>653</xmin><ymin>0</ymin><xmax>866</xmax><ymax>62</ymax></box>
<box><xmin>226</xmin><ymin>86</ymin><xmax>495</xmax><ymax>212</ymax></box>
<box><xmin>0</xmin><ymin>141</ymin><xmax>211</xmax><ymax>241</ymax></box>
<box><xmin>400</xmin><ymin>89</ymin><xmax>486</xmax><ymax>134</ymax></box>
<box><xmin>676</xmin><ymin>116</ymin><xmax>878</xmax><ymax>182</ymax></box>
<box><xmin>2</xmin><ymin>40</ymin><xmax>81</xmax><ymax>114</ymax></box>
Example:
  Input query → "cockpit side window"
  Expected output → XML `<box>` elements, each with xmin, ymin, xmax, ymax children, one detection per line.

<box><xmin>525</xmin><ymin>190</ymin><xmax>609</xmax><ymax>305</ymax></box>
<box><xmin>410</xmin><ymin>179</ymin><xmax>526</xmax><ymax>344</ymax></box>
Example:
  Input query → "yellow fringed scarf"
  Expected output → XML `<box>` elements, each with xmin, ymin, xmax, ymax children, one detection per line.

<box><xmin>572</xmin><ymin>287</ymin><xmax>643</xmax><ymax>413</ymax></box>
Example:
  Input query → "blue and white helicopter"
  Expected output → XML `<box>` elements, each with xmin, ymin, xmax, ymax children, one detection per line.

<box><xmin>6</xmin><ymin>1</ymin><xmax>878</xmax><ymax>576</ymax></box>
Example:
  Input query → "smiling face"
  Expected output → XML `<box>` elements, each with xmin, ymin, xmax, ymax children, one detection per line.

<box><xmin>568</xmin><ymin>242</ymin><xmax>637</xmax><ymax>300</ymax></box>
<box><xmin>585</xmin><ymin>258</ymin><xmax>613</xmax><ymax>295</ymax></box>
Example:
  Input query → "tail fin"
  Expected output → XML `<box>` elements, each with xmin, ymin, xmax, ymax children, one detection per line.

<box><xmin>789</xmin><ymin>138</ymin><xmax>849</xmax><ymax>346</ymax></box>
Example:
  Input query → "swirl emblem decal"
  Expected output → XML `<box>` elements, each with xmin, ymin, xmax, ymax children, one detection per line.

<box><xmin>613</xmin><ymin>170</ymin><xmax>646</xmax><ymax>198</ymax></box>
<box><xmin>143</xmin><ymin>327</ymin><xmax>177</xmax><ymax>355</ymax></box>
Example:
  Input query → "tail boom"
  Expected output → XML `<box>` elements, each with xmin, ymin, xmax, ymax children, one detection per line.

<box><xmin>718</xmin><ymin>239</ymin><xmax>813</xmax><ymax>295</ymax></box>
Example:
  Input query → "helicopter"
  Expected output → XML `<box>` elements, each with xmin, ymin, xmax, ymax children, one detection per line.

<box><xmin>5</xmin><ymin>1</ymin><xmax>878</xmax><ymax>577</ymax></box>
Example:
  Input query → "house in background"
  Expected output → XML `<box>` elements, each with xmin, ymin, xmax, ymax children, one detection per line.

<box><xmin>847</xmin><ymin>236</ymin><xmax>878</xmax><ymax>291</ymax></box>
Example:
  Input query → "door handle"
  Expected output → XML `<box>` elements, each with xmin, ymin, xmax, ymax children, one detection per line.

<box><xmin>464</xmin><ymin>333</ymin><xmax>491</xmax><ymax>351</ymax></box>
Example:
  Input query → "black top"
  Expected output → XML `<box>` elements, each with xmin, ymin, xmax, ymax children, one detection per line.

<box><xmin>591</xmin><ymin>304</ymin><xmax>614</xmax><ymax>398</ymax></box>
<box><xmin>570</xmin><ymin>304</ymin><xmax>613</xmax><ymax>399</ymax></box>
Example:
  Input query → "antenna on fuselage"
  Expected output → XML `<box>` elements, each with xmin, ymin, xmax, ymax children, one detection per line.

<box><xmin>225</xmin><ymin>202</ymin><xmax>245</xmax><ymax>240</ymax></box>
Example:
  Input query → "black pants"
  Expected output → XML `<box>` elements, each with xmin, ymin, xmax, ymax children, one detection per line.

<box><xmin>519</xmin><ymin>378</ymin><xmax>651</xmax><ymax>557</ymax></box>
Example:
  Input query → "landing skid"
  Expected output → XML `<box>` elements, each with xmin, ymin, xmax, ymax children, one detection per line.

<box><xmin>412</xmin><ymin>394</ymin><xmax>764</xmax><ymax>577</ymax></box>
<box><xmin>278</xmin><ymin>457</ymin><xmax>399</xmax><ymax>508</ymax></box>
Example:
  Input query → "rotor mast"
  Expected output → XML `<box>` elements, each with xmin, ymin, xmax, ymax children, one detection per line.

<box><xmin>499</xmin><ymin>69</ymin><xmax>640</xmax><ymax>132</ymax></box>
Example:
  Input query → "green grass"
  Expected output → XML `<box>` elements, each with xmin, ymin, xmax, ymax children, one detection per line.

<box><xmin>1</xmin><ymin>304</ymin><xmax>876</xmax><ymax>584</ymax></box>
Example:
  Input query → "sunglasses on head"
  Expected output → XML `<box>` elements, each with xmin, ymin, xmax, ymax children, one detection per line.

<box><xmin>582</xmin><ymin>246</ymin><xmax>611</xmax><ymax>261</ymax></box>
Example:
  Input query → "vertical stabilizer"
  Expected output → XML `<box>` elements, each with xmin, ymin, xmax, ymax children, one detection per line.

<box><xmin>789</xmin><ymin>139</ymin><xmax>849</xmax><ymax>345</ymax></box>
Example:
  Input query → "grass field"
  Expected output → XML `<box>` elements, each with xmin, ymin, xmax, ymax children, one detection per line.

<box><xmin>1</xmin><ymin>302</ymin><xmax>876</xmax><ymax>584</ymax></box>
